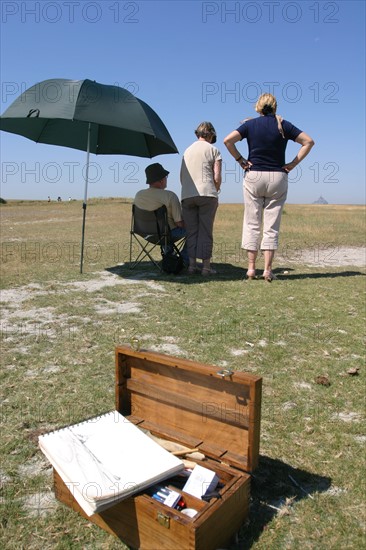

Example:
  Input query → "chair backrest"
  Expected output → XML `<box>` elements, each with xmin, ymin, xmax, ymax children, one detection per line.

<box><xmin>132</xmin><ymin>204</ymin><xmax>169</xmax><ymax>243</ymax></box>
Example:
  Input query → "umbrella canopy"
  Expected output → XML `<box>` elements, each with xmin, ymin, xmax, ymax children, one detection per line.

<box><xmin>0</xmin><ymin>79</ymin><xmax>178</xmax><ymax>156</ymax></box>
<box><xmin>0</xmin><ymin>78</ymin><xmax>178</xmax><ymax>271</ymax></box>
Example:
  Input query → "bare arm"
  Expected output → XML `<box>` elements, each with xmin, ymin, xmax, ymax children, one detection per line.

<box><xmin>283</xmin><ymin>132</ymin><xmax>315</xmax><ymax>172</ymax></box>
<box><xmin>214</xmin><ymin>159</ymin><xmax>222</xmax><ymax>191</ymax></box>
<box><xmin>223</xmin><ymin>131</ymin><xmax>252</xmax><ymax>169</ymax></box>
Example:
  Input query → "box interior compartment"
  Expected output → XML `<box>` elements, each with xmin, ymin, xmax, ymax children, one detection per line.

<box><xmin>115</xmin><ymin>346</ymin><xmax>262</xmax><ymax>473</ymax></box>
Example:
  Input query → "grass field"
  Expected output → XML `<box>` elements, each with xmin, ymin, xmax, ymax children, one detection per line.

<box><xmin>1</xmin><ymin>199</ymin><xmax>365</xmax><ymax>549</ymax></box>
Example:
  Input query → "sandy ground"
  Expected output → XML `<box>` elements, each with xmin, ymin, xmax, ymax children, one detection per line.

<box><xmin>277</xmin><ymin>246</ymin><xmax>366</xmax><ymax>268</ymax></box>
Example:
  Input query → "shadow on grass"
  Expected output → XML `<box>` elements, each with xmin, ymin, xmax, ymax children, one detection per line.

<box><xmin>276</xmin><ymin>270</ymin><xmax>365</xmax><ymax>280</ymax></box>
<box><xmin>106</xmin><ymin>262</ymin><xmax>365</xmax><ymax>283</ymax></box>
<box><xmin>232</xmin><ymin>455</ymin><xmax>332</xmax><ymax>550</ymax></box>
<box><xmin>106</xmin><ymin>261</ymin><xmax>245</xmax><ymax>282</ymax></box>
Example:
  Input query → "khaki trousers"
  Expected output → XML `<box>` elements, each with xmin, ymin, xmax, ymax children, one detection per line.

<box><xmin>242</xmin><ymin>170</ymin><xmax>288</xmax><ymax>251</ymax></box>
<box><xmin>182</xmin><ymin>196</ymin><xmax>218</xmax><ymax>260</ymax></box>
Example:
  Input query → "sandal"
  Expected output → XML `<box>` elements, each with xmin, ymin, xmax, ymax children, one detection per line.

<box><xmin>246</xmin><ymin>269</ymin><xmax>256</xmax><ymax>280</ymax></box>
<box><xmin>263</xmin><ymin>270</ymin><xmax>275</xmax><ymax>282</ymax></box>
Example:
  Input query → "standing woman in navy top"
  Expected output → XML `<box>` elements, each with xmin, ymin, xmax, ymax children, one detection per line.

<box><xmin>224</xmin><ymin>93</ymin><xmax>314</xmax><ymax>281</ymax></box>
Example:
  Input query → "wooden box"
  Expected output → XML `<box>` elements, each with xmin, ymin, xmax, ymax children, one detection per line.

<box><xmin>54</xmin><ymin>345</ymin><xmax>262</xmax><ymax>549</ymax></box>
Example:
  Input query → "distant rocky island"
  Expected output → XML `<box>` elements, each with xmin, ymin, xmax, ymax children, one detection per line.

<box><xmin>313</xmin><ymin>196</ymin><xmax>328</xmax><ymax>204</ymax></box>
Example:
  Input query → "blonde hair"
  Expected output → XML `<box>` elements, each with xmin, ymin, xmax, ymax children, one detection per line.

<box><xmin>255</xmin><ymin>93</ymin><xmax>277</xmax><ymax>115</ymax></box>
<box><xmin>255</xmin><ymin>94</ymin><xmax>284</xmax><ymax>138</ymax></box>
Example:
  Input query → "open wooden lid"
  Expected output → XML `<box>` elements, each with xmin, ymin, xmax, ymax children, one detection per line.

<box><xmin>115</xmin><ymin>346</ymin><xmax>262</xmax><ymax>473</ymax></box>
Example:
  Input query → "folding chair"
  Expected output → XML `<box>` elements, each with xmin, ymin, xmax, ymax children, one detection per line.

<box><xmin>129</xmin><ymin>204</ymin><xmax>185</xmax><ymax>271</ymax></box>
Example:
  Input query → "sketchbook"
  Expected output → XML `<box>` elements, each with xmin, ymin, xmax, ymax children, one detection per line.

<box><xmin>38</xmin><ymin>411</ymin><xmax>184</xmax><ymax>516</ymax></box>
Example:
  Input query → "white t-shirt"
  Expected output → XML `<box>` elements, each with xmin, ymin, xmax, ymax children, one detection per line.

<box><xmin>180</xmin><ymin>141</ymin><xmax>222</xmax><ymax>200</ymax></box>
<box><xmin>134</xmin><ymin>187</ymin><xmax>183</xmax><ymax>229</ymax></box>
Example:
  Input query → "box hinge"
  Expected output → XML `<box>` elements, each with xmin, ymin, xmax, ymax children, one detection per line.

<box><xmin>157</xmin><ymin>512</ymin><xmax>170</xmax><ymax>529</ymax></box>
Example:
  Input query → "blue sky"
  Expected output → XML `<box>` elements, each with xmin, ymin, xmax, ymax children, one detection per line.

<box><xmin>0</xmin><ymin>0</ymin><xmax>365</xmax><ymax>204</ymax></box>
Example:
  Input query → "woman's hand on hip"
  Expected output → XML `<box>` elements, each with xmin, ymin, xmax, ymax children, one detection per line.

<box><xmin>283</xmin><ymin>161</ymin><xmax>297</xmax><ymax>173</ymax></box>
<box><xmin>239</xmin><ymin>158</ymin><xmax>252</xmax><ymax>171</ymax></box>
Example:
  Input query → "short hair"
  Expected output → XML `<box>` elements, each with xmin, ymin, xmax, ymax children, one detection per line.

<box><xmin>194</xmin><ymin>121</ymin><xmax>216</xmax><ymax>141</ymax></box>
<box><xmin>255</xmin><ymin>93</ymin><xmax>277</xmax><ymax>115</ymax></box>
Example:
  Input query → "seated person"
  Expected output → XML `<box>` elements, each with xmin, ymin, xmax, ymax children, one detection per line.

<box><xmin>134</xmin><ymin>163</ymin><xmax>188</xmax><ymax>264</ymax></box>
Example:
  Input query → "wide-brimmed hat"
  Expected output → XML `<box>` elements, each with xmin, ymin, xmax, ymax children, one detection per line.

<box><xmin>145</xmin><ymin>163</ymin><xmax>169</xmax><ymax>184</ymax></box>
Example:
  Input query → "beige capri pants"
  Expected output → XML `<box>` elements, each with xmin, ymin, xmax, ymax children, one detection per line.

<box><xmin>242</xmin><ymin>170</ymin><xmax>288</xmax><ymax>251</ymax></box>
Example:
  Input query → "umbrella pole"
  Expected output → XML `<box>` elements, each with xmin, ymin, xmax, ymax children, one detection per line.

<box><xmin>80</xmin><ymin>123</ymin><xmax>91</xmax><ymax>274</ymax></box>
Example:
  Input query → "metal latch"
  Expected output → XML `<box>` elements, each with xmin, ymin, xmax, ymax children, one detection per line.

<box><xmin>157</xmin><ymin>512</ymin><xmax>170</xmax><ymax>529</ymax></box>
<box><xmin>216</xmin><ymin>369</ymin><xmax>234</xmax><ymax>378</ymax></box>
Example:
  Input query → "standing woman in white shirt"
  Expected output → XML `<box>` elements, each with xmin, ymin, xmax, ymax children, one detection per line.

<box><xmin>180</xmin><ymin>122</ymin><xmax>222</xmax><ymax>276</ymax></box>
